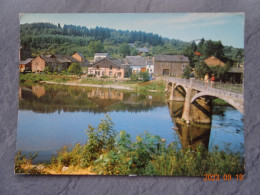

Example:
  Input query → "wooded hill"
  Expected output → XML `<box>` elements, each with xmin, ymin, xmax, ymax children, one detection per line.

<box><xmin>20</xmin><ymin>22</ymin><xmax>243</xmax><ymax>65</ymax></box>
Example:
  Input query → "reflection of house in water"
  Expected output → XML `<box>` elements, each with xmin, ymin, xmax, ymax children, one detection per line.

<box><xmin>87</xmin><ymin>88</ymin><xmax>124</xmax><ymax>109</ymax></box>
<box><xmin>32</xmin><ymin>85</ymin><xmax>46</xmax><ymax>98</ymax></box>
<box><xmin>168</xmin><ymin>101</ymin><xmax>211</xmax><ymax>149</ymax></box>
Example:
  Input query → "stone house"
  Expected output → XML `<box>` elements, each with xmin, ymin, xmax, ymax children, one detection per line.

<box><xmin>31</xmin><ymin>54</ymin><xmax>69</xmax><ymax>72</ymax></box>
<box><xmin>88</xmin><ymin>58</ymin><xmax>128</xmax><ymax>78</ymax></box>
<box><xmin>72</xmin><ymin>52</ymin><xmax>88</xmax><ymax>68</ymax></box>
<box><xmin>153</xmin><ymin>55</ymin><xmax>190</xmax><ymax>77</ymax></box>
<box><xmin>94</xmin><ymin>53</ymin><xmax>109</xmax><ymax>62</ymax></box>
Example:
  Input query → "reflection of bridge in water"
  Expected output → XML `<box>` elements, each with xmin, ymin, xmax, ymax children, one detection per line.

<box><xmin>165</xmin><ymin>77</ymin><xmax>244</xmax><ymax>149</ymax></box>
<box><xmin>168</xmin><ymin>100</ymin><xmax>211</xmax><ymax>149</ymax></box>
<box><xmin>164</xmin><ymin>77</ymin><xmax>244</xmax><ymax>124</ymax></box>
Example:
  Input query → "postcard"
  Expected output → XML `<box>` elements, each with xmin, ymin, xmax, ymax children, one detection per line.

<box><xmin>16</xmin><ymin>13</ymin><xmax>244</xmax><ymax>176</ymax></box>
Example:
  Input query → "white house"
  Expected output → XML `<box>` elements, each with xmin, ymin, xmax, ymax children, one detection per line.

<box><xmin>94</xmin><ymin>53</ymin><xmax>109</xmax><ymax>62</ymax></box>
<box><xmin>123</xmin><ymin>56</ymin><xmax>154</xmax><ymax>76</ymax></box>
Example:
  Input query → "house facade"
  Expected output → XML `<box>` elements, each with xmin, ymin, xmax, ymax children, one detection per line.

<box><xmin>72</xmin><ymin>52</ymin><xmax>88</xmax><ymax>68</ymax></box>
<box><xmin>88</xmin><ymin>58</ymin><xmax>128</xmax><ymax>78</ymax></box>
<box><xmin>123</xmin><ymin>56</ymin><xmax>154</xmax><ymax>75</ymax></box>
<box><xmin>153</xmin><ymin>55</ymin><xmax>190</xmax><ymax>77</ymax></box>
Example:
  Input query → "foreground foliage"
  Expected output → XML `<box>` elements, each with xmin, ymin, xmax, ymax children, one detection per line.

<box><xmin>15</xmin><ymin>116</ymin><xmax>244</xmax><ymax>176</ymax></box>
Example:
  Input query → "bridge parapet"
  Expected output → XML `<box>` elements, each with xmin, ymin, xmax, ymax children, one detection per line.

<box><xmin>165</xmin><ymin>77</ymin><xmax>243</xmax><ymax>100</ymax></box>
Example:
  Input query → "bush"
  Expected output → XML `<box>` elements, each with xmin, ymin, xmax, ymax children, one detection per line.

<box><xmin>68</xmin><ymin>62</ymin><xmax>82</xmax><ymax>75</ymax></box>
<box><xmin>101</xmin><ymin>75</ymin><xmax>109</xmax><ymax>79</ymax></box>
<box><xmin>130</xmin><ymin>73</ymin><xmax>139</xmax><ymax>81</ymax></box>
<box><xmin>87</xmin><ymin>74</ymin><xmax>95</xmax><ymax>77</ymax></box>
<box><xmin>182</xmin><ymin>66</ymin><xmax>192</xmax><ymax>79</ymax></box>
<box><xmin>139</xmin><ymin>71</ymin><xmax>150</xmax><ymax>82</ymax></box>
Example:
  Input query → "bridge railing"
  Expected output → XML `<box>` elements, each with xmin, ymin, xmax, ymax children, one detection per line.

<box><xmin>165</xmin><ymin>77</ymin><xmax>243</xmax><ymax>99</ymax></box>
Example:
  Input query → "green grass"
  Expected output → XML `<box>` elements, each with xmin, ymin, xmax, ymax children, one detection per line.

<box><xmin>19</xmin><ymin>73</ymin><xmax>78</xmax><ymax>84</ymax></box>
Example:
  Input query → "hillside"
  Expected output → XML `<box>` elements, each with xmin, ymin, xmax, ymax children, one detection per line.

<box><xmin>20</xmin><ymin>22</ymin><xmax>243</xmax><ymax>65</ymax></box>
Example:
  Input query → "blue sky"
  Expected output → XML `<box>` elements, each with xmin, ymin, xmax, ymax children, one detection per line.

<box><xmin>20</xmin><ymin>13</ymin><xmax>244</xmax><ymax>48</ymax></box>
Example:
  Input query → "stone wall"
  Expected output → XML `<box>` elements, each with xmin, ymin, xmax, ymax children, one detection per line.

<box><xmin>154</xmin><ymin>61</ymin><xmax>189</xmax><ymax>77</ymax></box>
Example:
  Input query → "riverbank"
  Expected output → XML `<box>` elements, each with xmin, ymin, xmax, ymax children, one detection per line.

<box><xmin>39</xmin><ymin>80</ymin><xmax>134</xmax><ymax>91</ymax></box>
<box><xmin>19</xmin><ymin>73</ymin><xmax>165</xmax><ymax>93</ymax></box>
<box><xmin>15</xmin><ymin>117</ymin><xmax>244</xmax><ymax>176</ymax></box>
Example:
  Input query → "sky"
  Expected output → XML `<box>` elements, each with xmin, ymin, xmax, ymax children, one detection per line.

<box><xmin>20</xmin><ymin>13</ymin><xmax>244</xmax><ymax>48</ymax></box>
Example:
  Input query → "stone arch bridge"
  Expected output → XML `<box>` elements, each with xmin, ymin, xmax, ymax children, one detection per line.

<box><xmin>164</xmin><ymin>77</ymin><xmax>244</xmax><ymax>124</ymax></box>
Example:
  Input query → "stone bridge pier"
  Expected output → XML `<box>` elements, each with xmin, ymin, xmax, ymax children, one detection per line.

<box><xmin>167</xmin><ymin>81</ymin><xmax>213</xmax><ymax>124</ymax></box>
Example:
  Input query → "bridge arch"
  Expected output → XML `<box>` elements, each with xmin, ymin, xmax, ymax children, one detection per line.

<box><xmin>191</xmin><ymin>92</ymin><xmax>244</xmax><ymax>114</ymax></box>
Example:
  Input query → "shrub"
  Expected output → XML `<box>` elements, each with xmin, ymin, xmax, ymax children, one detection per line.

<box><xmin>68</xmin><ymin>62</ymin><xmax>82</xmax><ymax>75</ymax></box>
<box><xmin>87</xmin><ymin>74</ymin><xmax>95</xmax><ymax>77</ymax></box>
<box><xmin>101</xmin><ymin>75</ymin><xmax>109</xmax><ymax>79</ymax></box>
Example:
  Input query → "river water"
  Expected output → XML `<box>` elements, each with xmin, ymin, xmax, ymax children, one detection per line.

<box><xmin>17</xmin><ymin>84</ymin><xmax>244</xmax><ymax>163</ymax></box>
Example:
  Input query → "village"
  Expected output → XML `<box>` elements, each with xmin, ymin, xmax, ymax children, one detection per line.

<box><xmin>19</xmin><ymin>45</ymin><xmax>243</xmax><ymax>84</ymax></box>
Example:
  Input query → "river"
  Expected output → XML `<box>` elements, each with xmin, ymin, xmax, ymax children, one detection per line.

<box><xmin>17</xmin><ymin>84</ymin><xmax>244</xmax><ymax>163</ymax></box>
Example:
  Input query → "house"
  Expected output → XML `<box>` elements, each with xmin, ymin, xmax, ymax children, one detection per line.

<box><xmin>204</xmin><ymin>56</ymin><xmax>225</xmax><ymax>67</ymax></box>
<box><xmin>123</xmin><ymin>56</ymin><xmax>147</xmax><ymax>74</ymax></box>
<box><xmin>88</xmin><ymin>58</ymin><xmax>128</xmax><ymax>78</ymax></box>
<box><xmin>153</xmin><ymin>55</ymin><xmax>190</xmax><ymax>77</ymax></box>
<box><xmin>146</xmin><ymin>57</ymin><xmax>154</xmax><ymax>76</ymax></box>
<box><xmin>94</xmin><ymin>53</ymin><xmax>109</xmax><ymax>62</ymax></box>
<box><xmin>226</xmin><ymin>67</ymin><xmax>244</xmax><ymax>84</ymax></box>
<box><xmin>136</xmin><ymin>47</ymin><xmax>149</xmax><ymax>55</ymax></box>
<box><xmin>19</xmin><ymin>58</ymin><xmax>33</xmax><ymax>72</ymax></box>
<box><xmin>31</xmin><ymin>55</ymin><xmax>69</xmax><ymax>72</ymax></box>
<box><xmin>71</xmin><ymin>52</ymin><xmax>88</xmax><ymax>68</ymax></box>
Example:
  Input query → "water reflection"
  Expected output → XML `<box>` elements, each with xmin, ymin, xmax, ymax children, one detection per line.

<box><xmin>19</xmin><ymin>84</ymin><xmax>166</xmax><ymax>113</ymax></box>
<box><xmin>17</xmin><ymin>84</ymin><xmax>244</xmax><ymax>162</ymax></box>
<box><xmin>167</xmin><ymin>100</ymin><xmax>211</xmax><ymax>149</ymax></box>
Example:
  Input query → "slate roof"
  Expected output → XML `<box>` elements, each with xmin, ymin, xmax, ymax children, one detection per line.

<box><xmin>40</xmin><ymin>55</ymin><xmax>57</xmax><ymax>63</ymax></box>
<box><xmin>124</xmin><ymin>56</ymin><xmax>147</xmax><ymax>66</ymax></box>
<box><xmin>154</xmin><ymin>55</ymin><xmax>189</xmax><ymax>62</ymax></box>
<box><xmin>228</xmin><ymin>67</ymin><xmax>243</xmax><ymax>73</ymax></box>
<box><xmin>90</xmin><ymin>58</ymin><xmax>125</xmax><ymax>68</ymax></box>
<box><xmin>19</xmin><ymin>58</ymin><xmax>33</xmax><ymax>65</ymax></box>
<box><xmin>53</xmin><ymin>54</ymin><xmax>70</xmax><ymax>63</ymax></box>
<box><xmin>94</xmin><ymin>53</ymin><xmax>109</xmax><ymax>57</ymax></box>
<box><xmin>64</xmin><ymin>55</ymin><xmax>79</xmax><ymax>62</ymax></box>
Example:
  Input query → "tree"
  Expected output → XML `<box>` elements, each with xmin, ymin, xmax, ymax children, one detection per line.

<box><xmin>68</xmin><ymin>62</ymin><xmax>82</xmax><ymax>75</ymax></box>
<box><xmin>139</xmin><ymin>71</ymin><xmax>150</xmax><ymax>81</ymax></box>
<box><xmin>182</xmin><ymin>66</ymin><xmax>192</xmax><ymax>79</ymax></box>
<box><xmin>194</xmin><ymin>61</ymin><xmax>210</xmax><ymax>79</ymax></box>
<box><xmin>119</xmin><ymin>42</ymin><xmax>130</xmax><ymax>57</ymax></box>
<box><xmin>88</xmin><ymin>40</ymin><xmax>104</xmax><ymax>55</ymax></box>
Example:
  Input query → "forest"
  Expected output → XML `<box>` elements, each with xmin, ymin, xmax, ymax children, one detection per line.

<box><xmin>20</xmin><ymin>22</ymin><xmax>243</xmax><ymax>66</ymax></box>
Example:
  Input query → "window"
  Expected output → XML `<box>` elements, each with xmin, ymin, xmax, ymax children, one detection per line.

<box><xmin>182</xmin><ymin>64</ymin><xmax>186</xmax><ymax>70</ymax></box>
<box><xmin>109</xmin><ymin>71</ymin><xmax>112</xmax><ymax>76</ymax></box>
<box><xmin>118</xmin><ymin>67</ymin><xmax>120</xmax><ymax>70</ymax></box>
<box><xmin>102</xmin><ymin>71</ymin><xmax>105</xmax><ymax>75</ymax></box>
<box><xmin>150</xmin><ymin>69</ymin><xmax>152</xmax><ymax>72</ymax></box>
<box><xmin>110</xmin><ymin>66</ymin><xmax>112</xmax><ymax>70</ymax></box>
<box><xmin>96</xmin><ymin>66</ymin><xmax>99</xmax><ymax>69</ymax></box>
